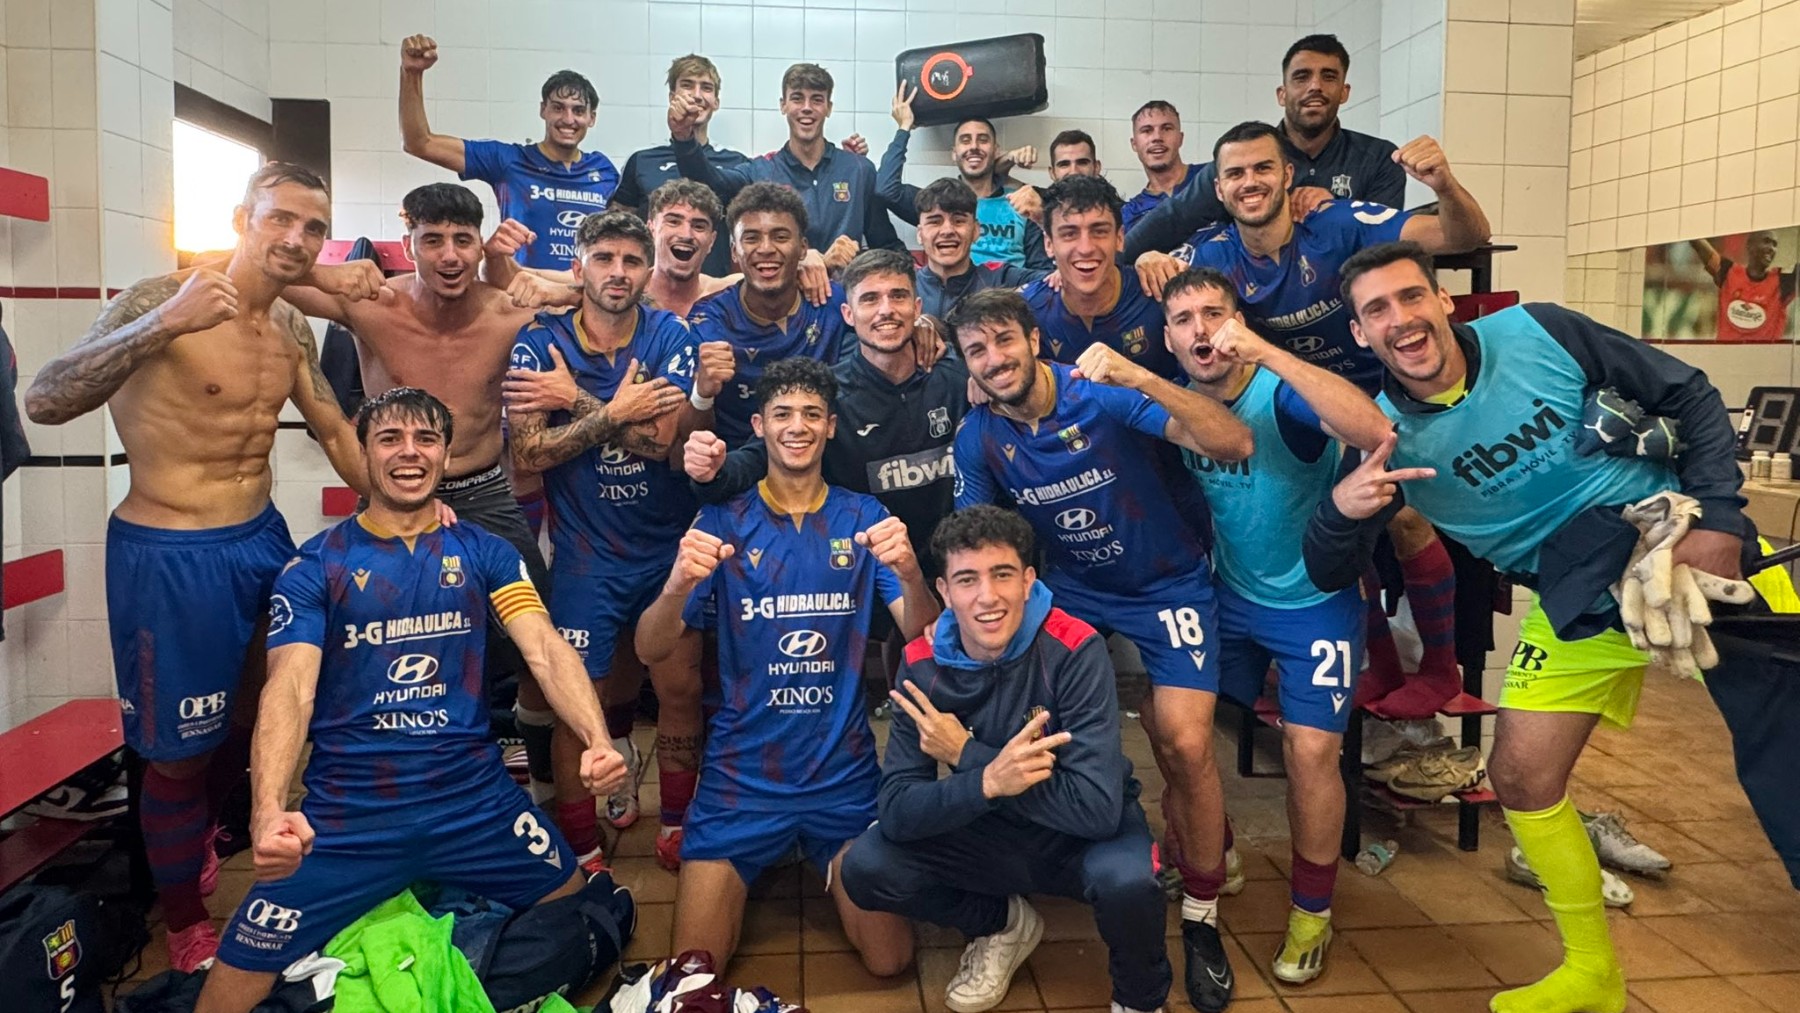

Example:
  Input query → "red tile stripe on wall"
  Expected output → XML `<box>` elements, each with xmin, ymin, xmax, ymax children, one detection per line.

<box><xmin>0</xmin><ymin>288</ymin><xmax>124</xmax><ymax>300</ymax></box>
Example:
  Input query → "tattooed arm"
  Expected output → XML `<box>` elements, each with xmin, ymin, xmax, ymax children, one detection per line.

<box><xmin>281</xmin><ymin>302</ymin><xmax>369</xmax><ymax>495</ymax></box>
<box><xmin>25</xmin><ymin>272</ymin><xmax>225</xmax><ymax>424</ymax></box>
<box><xmin>509</xmin><ymin>369</ymin><xmax>688</xmax><ymax>473</ymax></box>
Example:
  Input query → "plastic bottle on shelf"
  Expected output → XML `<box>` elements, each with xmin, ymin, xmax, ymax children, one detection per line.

<box><xmin>1354</xmin><ymin>840</ymin><xmax>1400</xmax><ymax>876</ymax></box>
<box><xmin>1773</xmin><ymin>452</ymin><xmax>1793</xmax><ymax>482</ymax></box>
<box><xmin>1751</xmin><ymin>451</ymin><xmax>1772</xmax><ymax>480</ymax></box>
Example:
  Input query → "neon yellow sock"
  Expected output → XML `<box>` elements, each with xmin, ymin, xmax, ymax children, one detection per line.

<box><xmin>1491</xmin><ymin>798</ymin><xmax>1626</xmax><ymax>1013</ymax></box>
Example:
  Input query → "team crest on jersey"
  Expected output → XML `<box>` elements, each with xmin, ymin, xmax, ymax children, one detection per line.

<box><xmin>42</xmin><ymin>919</ymin><xmax>80</xmax><ymax>980</ymax></box>
<box><xmin>352</xmin><ymin>568</ymin><xmax>371</xmax><ymax>592</ymax></box>
<box><xmin>805</xmin><ymin>323</ymin><xmax>821</xmax><ymax>346</ymax></box>
<box><xmin>747</xmin><ymin>547</ymin><xmax>764</xmax><ymax>568</ymax></box>
<box><xmin>1058</xmin><ymin>424</ymin><xmax>1090</xmax><ymax>454</ymax></box>
<box><xmin>1120</xmin><ymin>327</ymin><xmax>1147</xmax><ymax>357</ymax></box>
<box><xmin>439</xmin><ymin>556</ymin><xmax>465</xmax><ymax>588</ymax></box>
<box><xmin>829</xmin><ymin>538</ymin><xmax>854</xmax><ymax>569</ymax></box>
<box><xmin>589</xmin><ymin>170</ymin><xmax>602</xmax><ymax>182</ymax></box>
<box><xmin>832</xmin><ymin>181</ymin><xmax>851</xmax><ymax>202</ymax></box>
<box><xmin>1002</xmin><ymin>443</ymin><xmax>1016</xmax><ymax>461</ymax></box>
<box><xmin>928</xmin><ymin>406</ymin><xmax>951</xmax><ymax>438</ymax></box>
<box><xmin>1299</xmin><ymin>255</ymin><xmax>1316</xmax><ymax>286</ymax></box>
<box><xmin>1331</xmin><ymin>173</ymin><xmax>1352</xmax><ymax>197</ymax></box>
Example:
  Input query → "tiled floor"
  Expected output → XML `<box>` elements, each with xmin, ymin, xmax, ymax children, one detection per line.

<box><xmin>118</xmin><ymin>671</ymin><xmax>1800</xmax><ymax>1012</ymax></box>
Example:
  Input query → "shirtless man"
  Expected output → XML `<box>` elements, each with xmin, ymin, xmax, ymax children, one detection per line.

<box><xmin>23</xmin><ymin>163</ymin><xmax>368</xmax><ymax>971</ymax></box>
<box><xmin>280</xmin><ymin>181</ymin><xmax>566</xmax><ymax>801</ymax></box>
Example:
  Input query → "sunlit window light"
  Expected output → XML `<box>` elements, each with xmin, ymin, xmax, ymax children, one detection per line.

<box><xmin>172</xmin><ymin>120</ymin><xmax>263</xmax><ymax>254</ymax></box>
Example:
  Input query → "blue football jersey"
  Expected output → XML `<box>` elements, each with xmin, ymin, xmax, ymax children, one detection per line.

<box><xmin>266</xmin><ymin>516</ymin><xmax>546</xmax><ymax>822</ymax></box>
<box><xmin>510</xmin><ymin>307</ymin><xmax>698</xmax><ymax>577</ymax></box>
<box><xmin>1177</xmin><ymin>200</ymin><xmax>1411</xmax><ymax>391</ymax></box>
<box><xmin>1024</xmin><ymin>274</ymin><xmax>1182</xmax><ymax>383</ymax></box>
<box><xmin>686</xmin><ymin>284</ymin><xmax>850</xmax><ymax>447</ymax></box>
<box><xmin>681</xmin><ymin>484</ymin><xmax>901</xmax><ymax>812</ymax></box>
<box><xmin>460</xmin><ymin>140</ymin><xmax>620</xmax><ymax>269</ymax></box>
<box><xmin>954</xmin><ymin>363</ymin><xmax>1213</xmax><ymax>595</ymax></box>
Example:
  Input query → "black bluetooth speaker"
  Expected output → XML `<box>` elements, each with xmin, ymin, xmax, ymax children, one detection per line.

<box><xmin>894</xmin><ymin>34</ymin><xmax>1048</xmax><ymax>128</ymax></box>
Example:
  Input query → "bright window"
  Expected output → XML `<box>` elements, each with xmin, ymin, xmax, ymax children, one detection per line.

<box><xmin>172</xmin><ymin>120</ymin><xmax>262</xmax><ymax>254</ymax></box>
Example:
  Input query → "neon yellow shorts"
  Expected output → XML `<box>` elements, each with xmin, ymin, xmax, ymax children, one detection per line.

<box><xmin>1750</xmin><ymin>538</ymin><xmax>1800</xmax><ymax>613</ymax></box>
<box><xmin>1502</xmin><ymin>595</ymin><xmax>1648</xmax><ymax>730</ymax></box>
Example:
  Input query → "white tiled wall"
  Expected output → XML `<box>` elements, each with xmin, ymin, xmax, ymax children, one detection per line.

<box><xmin>173</xmin><ymin>0</ymin><xmax>269</xmax><ymax>119</ymax></box>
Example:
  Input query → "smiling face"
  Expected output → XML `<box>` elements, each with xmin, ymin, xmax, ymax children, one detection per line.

<box><xmin>780</xmin><ymin>87</ymin><xmax>832</xmax><ymax>144</ymax></box>
<box><xmin>732</xmin><ymin>209</ymin><xmax>806</xmax><ymax>300</ymax></box>
<box><xmin>539</xmin><ymin>91</ymin><xmax>596</xmax><ymax>152</ymax></box>
<box><xmin>844</xmin><ymin>269</ymin><xmax>919</xmax><ymax>356</ymax></box>
<box><xmin>1130</xmin><ymin>107</ymin><xmax>1184</xmax><ymax>173</ymax></box>
<box><xmin>364</xmin><ymin>412</ymin><xmax>448</xmax><ymax>512</ymax></box>
<box><xmin>1164</xmin><ymin>281</ymin><xmax>1245</xmax><ymax>386</ymax></box>
<box><xmin>1215</xmin><ymin>134</ymin><xmax>1293</xmax><ymax>229</ymax></box>
<box><xmin>649</xmin><ymin>201</ymin><xmax>717</xmax><ymax>282</ymax></box>
<box><xmin>1348</xmin><ymin>257</ymin><xmax>1462</xmax><ymax>391</ymax></box>
<box><xmin>1279</xmin><ymin>50</ymin><xmax>1350</xmax><ymax>139</ymax></box>
<box><xmin>918</xmin><ymin>205</ymin><xmax>978</xmax><ymax>271</ymax></box>
<box><xmin>235</xmin><ymin>182</ymin><xmax>331</xmax><ymax>285</ymax></box>
<box><xmin>578</xmin><ymin>236</ymin><xmax>652</xmax><ymax>314</ymax></box>
<box><xmin>1044</xmin><ymin>205</ymin><xmax>1123</xmax><ymax>299</ymax></box>
<box><xmin>752</xmin><ymin>388</ymin><xmax>835</xmax><ymax>475</ymax></box>
<box><xmin>937</xmin><ymin>542</ymin><xmax>1036</xmax><ymax>661</ymax></box>
<box><xmin>672</xmin><ymin>72</ymin><xmax>720</xmax><ymax>127</ymax></box>
<box><xmin>953</xmin><ymin>119</ymin><xmax>999</xmax><ymax>182</ymax></box>
<box><xmin>1748</xmin><ymin>231</ymin><xmax>1780</xmax><ymax>274</ymax></box>
<box><xmin>1049</xmin><ymin>140</ymin><xmax>1100</xmax><ymax>181</ymax></box>
<box><xmin>958</xmin><ymin>318</ymin><xmax>1041</xmax><ymax>407</ymax></box>
<box><xmin>406</xmin><ymin>220</ymin><xmax>484</xmax><ymax>298</ymax></box>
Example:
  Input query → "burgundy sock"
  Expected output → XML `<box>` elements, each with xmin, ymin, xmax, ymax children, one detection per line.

<box><xmin>1399</xmin><ymin>539</ymin><xmax>1459</xmax><ymax>678</ymax></box>
<box><xmin>1357</xmin><ymin>590</ymin><xmax>1406</xmax><ymax>709</ymax></box>
<box><xmin>141</xmin><ymin>766</ymin><xmax>211</xmax><ymax>930</ymax></box>
<box><xmin>603</xmin><ymin>703</ymin><xmax>637</xmax><ymax>743</ymax></box>
<box><xmin>659</xmin><ymin>769</ymin><xmax>697</xmax><ymax>827</ymax></box>
<box><xmin>1178</xmin><ymin>857</ymin><xmax>1226</xmax><ymax>902</ymax></box>
<box><xmin>1290</xmin><ymin>850</ymin><xmax>1338</xmax><ymax>913</ymax></box>
<box><xmin>554</xmin><ymin>798</ymin><xmax>601</xmax><ymax>857</ymax></box>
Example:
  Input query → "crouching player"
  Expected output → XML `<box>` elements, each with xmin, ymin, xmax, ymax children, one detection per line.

<box><xmin>196</xmin><ymin>388</ymin><xmax>627</xmax><ymax>1013</ymax></box>
<box><xmin>636</xmin><ymin>358</ymin><xmax>936</xmax><ymax>975</ymax></box>
<box><xmin>842</xmin><ymin>506</ymin><xmax>1172</xmax><ymax>1013</ymax></box>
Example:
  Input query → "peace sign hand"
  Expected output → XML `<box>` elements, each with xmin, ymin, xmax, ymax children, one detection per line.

<box><xmin>1331</xmin><ymin>431</ymin><xmax>1436</xmax><ymax>520</ymax></box>
<box><xmin>888</xmin><ymin>679</ymin><xmax>972</xmax><ymax>766</ymax></box>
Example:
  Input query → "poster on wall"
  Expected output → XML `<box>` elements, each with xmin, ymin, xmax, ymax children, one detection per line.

<box><xmin>1643</xmin><ymin>228</ymin><xmax>1800</xmax><ymax>342</ymax></box>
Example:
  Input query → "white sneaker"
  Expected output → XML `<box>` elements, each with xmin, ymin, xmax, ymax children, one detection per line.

<box><xmin>1110</xmin><ymin>1004</ymin><xmax>1164</xmax><ymax>1013</ymax></box>
<box><xmin>945</xmin><ymin>896</ymin><xmax>1043</xmax><ymax>1013</ymax></box>
<box><xmin>605</xmin><ymin>738</ymin><xmax>641</xmax><ymax>829</ymax></box>
<box><xmin>1505</xmin><ymin>847</ymin><xmax>1636</xmax><ymax>907</ymax></box>
<box><xmin>1583</xmin><ymin>811</ymin><xmax>1671</xmax><ymax>876</ymax></box>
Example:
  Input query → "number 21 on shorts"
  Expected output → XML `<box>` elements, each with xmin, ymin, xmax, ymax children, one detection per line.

<box><xmin>1157</xmin><ymin>607</ymin><xmax>1207</xmax><ymax>647</ymax></box>
<box><xmin>1311</xmin><ymin>639</ymin><xmax>1354</xmax><ymax>686</ymax></box>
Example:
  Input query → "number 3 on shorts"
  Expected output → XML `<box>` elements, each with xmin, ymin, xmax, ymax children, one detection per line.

<box><xmin>513</xmin><ymin>811</ymin><xmax>551</xmax><ymax>856</ymax></box>
<box><xmin>1310</xmin><ymin>639</ymin><xmax>1354</xmax><ymax>687</ymax></box>
<box><xmin>1157</xmin><ymin>607</ymin><xmax>1206</xmax><ymax>648</ymax></box>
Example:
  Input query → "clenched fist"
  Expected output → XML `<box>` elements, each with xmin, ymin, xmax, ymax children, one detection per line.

<box><xmin>400</xmin><ymin>34</ymin><xmax>438</xmax><ymax>74</ymax></box>
<box><xmin>666</xmin><ymin>526</ymin><xmax>735</xmax><ymax>595</ymax></box>
<box><xmin>694</xmin><ymin>340</ymin><xmax>735</xmax><ymax>399</ymax></box>
<box><xmin>683</xmin><ymin>429</ymin><xmax>728</xmax><ymax>483</ymax></box>
<box><xmin>163</xmin><ymin>269</ymin><xmax>240</xmax><ymax>335</ymax></box>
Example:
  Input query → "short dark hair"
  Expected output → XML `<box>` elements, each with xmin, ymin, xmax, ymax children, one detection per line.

<box><xmin>1049</xmin><ymin>129</ymin><xmax>1097</xmax><ymax>160</ymax></box>
<box><xmin>400</xmin><ymin>183</ymin><xmax>483</xmax><ymax>230</ymax></box>
<box><xmin>1041</xmin><ymin>173</ymin><xmax>1124</xmax><ymax>231</ymax></box>
<box><xmin>1163</xmin><ymin>266</ymin><xmax>1239</xmax><ymax>312</ymax></box>
<box><xmin>1212</xmin><ymin>120</ymin><xmax>1287</xmax><ymax>164</ymax></box>
<box><xmin>356</xmin><ymin>386</ymin><xmax>453</xmax><ymax>448</ymax></box>
<box><xmin>1132</xmin><ymin>100</ymin><xmax>1180</xmax><ymax>127</ymax></box>
<box><xmin>931</xmin><ymin>505</ymin><xmax>1035</xmax><ymax>572</ymax></box>
<box><xmin>726</xmin><ymin>181</ymin><xmax>809</xmax><ymax>238</ymax></box>
<box><xmin>648</xmin><ymin>178</ymin><xmax>723</xmax><ymax>223</ymax></box>
<box><xmin>242</xmin><ymin>161</ymin><xmax>328</xmax><ymax>206</ymax></box>
<box><xmin>755</xmin><ymin>356</ymin><xmax>837</xmax><ymax>411</ymax></box>
<box><xmin>1339</xmin><ymin>240</ymin><xmax>1438</xmax><ymax>313</ymax></box>
<box><xmin>953</xmin><ymin>116</ymin><xmax>997</xmax><ymax>139</ymax></box>
<box><xmin>781</xmin><ymin>63</ymin><xmax>833</xmax><ymax>97</ymax></box>
<box><xmin>575</xmin><ymin>210</ymin><xmax>653</xmax><ymax>259</ymax></box>
<box><xmin>1283</xmin><ymin>33</ymin><xmax>1351</xmax><ymax>75</ymax></box>
<box><xmin>839</xmin><ymin>249</ymin><xmax>917</xmax><ymax>299</ymax></box>
<box><xmin>541</xmin><ymin>70</ymin><xmax>598</xmax><ymax>110</ymax></box>
<box><xmin>915</xmin><ymin>177</ymin><xmax>978</xmax><ymax>218</ymax></box>
<box><xmin>945</xmin><ymin>288</ymin><xmax>1039</xmax><ymax>353</ymax></box>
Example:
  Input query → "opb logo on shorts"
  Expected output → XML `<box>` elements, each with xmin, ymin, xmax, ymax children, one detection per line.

<box><xmin>386</xmin><ymin>654</ymin><xmax>439</xmax><ymax>685</ymax></box>
<box><xmin>1055</xmin><ymin>507</ymin><xmax>1096</xmax><ymax>531</ymax></box>
<box><xmin>559</xmin><ymin>627</ymin><xmax>590</xmax><ymax>649</ymax></box>
<box><xmin>778</xmin><ymin>630</ymin><xmax>828</xmax><ymax>658</ymax></box>
<box><xmin>245</xmin><ymin>899</ymin><xmax>304</xmax><ymax>934</ymax></box>
<box><xmin>556</xmin><ymin>209</ymin><xmax>587</xmax><ymax>228</ymax></box>
<box><xmin>179</xmin><ymin>692</ymin><xmax>229</xmax><ymax>721</ymax></box>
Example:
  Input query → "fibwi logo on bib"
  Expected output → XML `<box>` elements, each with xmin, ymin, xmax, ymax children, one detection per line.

<box><xmin>439</xmin><ymin>555</ymin><xmax>465</xmax><ymax>588</ymax></box>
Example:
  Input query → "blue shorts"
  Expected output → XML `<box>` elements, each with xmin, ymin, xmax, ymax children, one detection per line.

<box><xmin>547</xmin><ymin>565</ymin><xmax>665</xmax><ymax>680</ymax></box>
<box><xmin>1216</xmin><ymin>583</ymin><xmax>1366</xmax><ymax>733</ymax></box>
<box><xmin>106</xmin><ymin>504</ymin><xmax>295</xmax><ymax>761</ymax></box>
<box><xmin>1051</xmin><ymin>571</ymin><xmax>1221</xmax><ymax>693</ymax></box>
<box><xmin>681</xmin><ymin>791</ymin><xmax>877</xmax><ymax>887</ymax></box>
<box><xmin>216</xmin><ymin>767</ymin><xmax>575</xmax><ymax>972</ymax></box>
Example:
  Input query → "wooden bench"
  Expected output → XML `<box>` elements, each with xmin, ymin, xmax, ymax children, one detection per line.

<box><xmin>0</xmin><ymin>698</ymin><xmax>125</xmax><ymax>892</ymax></box>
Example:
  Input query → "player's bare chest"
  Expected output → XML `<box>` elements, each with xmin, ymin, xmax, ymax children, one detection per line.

<box><xmin>161</xmin><ymin>321</ymin><xmax>294</xmax><ymax>407</ymax></box>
